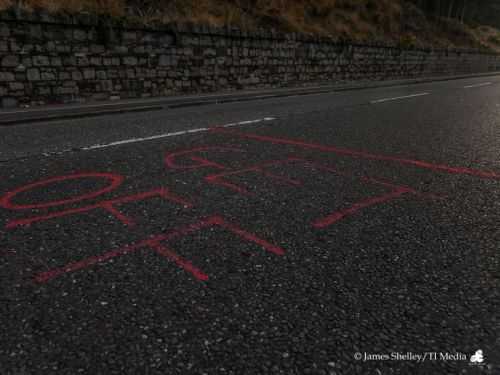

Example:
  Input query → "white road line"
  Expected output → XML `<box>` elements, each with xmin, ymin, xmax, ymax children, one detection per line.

<box><xmin>370</xmin><ymin>92</ymin><xmax>430</xmax><ymax>104</ymax></box>
<box><xmin>82</xmin><ymin>117</ymin><xmax>276</xmax><ymax>150</ymax></box>
<box><xmin>464</xmin><ymin>82</ymin><xmax>492</xmax><ymax>89</ymax></box>
<box><xmin>222</xmin><ymin>117</ymin><xmax>275</xmax><ymax>128</ymax></box>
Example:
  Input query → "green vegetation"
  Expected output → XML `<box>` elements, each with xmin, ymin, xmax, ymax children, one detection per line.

<box><xmin>2</xmin><ymin>0</ymin><xmax>500</xmax><ymax>50</ymax></box>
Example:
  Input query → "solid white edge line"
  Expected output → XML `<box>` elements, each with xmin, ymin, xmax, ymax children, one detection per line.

<box><xmin>82</xmin><ymin>117</ymin><xmax>276</xmax><ymax>151</ymax></box>
<box><xmin>0</xmin><ymin>84</ymin><xmax>343</xmax><ymax>115</ymax></box>
<box><xmin>370</xmin><ymin>92</ymin><xmax>430</xmax><ymax>104</ymax></box>
<box><xmin>464</xmin><ymin>82</ymin><xmax>492</xmax><ymax>89</ymax></box>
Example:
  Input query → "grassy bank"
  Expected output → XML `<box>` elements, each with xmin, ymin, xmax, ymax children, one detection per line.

<box><xmin>1</xmin><ymin>0</ymin><xmax>500</xmax><ymax>50</ymax></box>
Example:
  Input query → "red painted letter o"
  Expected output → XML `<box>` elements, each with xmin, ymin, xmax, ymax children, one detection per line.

<box><xmin>0</xmin><ymin>172</ymin><xmax>124</xmax><ymax>210</ymax></box>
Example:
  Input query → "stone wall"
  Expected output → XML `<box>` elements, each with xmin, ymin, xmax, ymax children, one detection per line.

<box><xmin>1</xmin><ymin>12</ymin><xmax>500</xmax><ymax>108</ymax></box>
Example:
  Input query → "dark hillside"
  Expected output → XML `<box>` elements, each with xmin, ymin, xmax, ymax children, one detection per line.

<box><xmin>1</xmin><ymin>0</ymin><xmax>500</xmax><ymax>50</ymax></box>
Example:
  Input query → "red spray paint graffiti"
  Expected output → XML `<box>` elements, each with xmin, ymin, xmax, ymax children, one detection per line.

<box><xmin>3</xmin><ymin>128</ymin><xmax>499</xmax><ymax>286</ymax></box>
<box><xmin>165</xmin><ymin>146</ymin><xmax>246</xmax><ymax>171</ymax></box>
<box><xmin>205</xmin><ymin>158</ymin><xmax>302</xmax><ymax>196</ymax></box>
<box><xmin>0</xmin><ymin>172</ymin><xmax>124</xmax><ymax>210</ymax></box>
<box><xmin>211</xmin><ymin>128</ymin><xmax>500</xmax><ymax>180</ymax></box>
<box><xmin>34</xmin><ymin>215</ymin><xmax>285</xmax><ymax>283</ymax></box>
<box><xmin>2</xmin><ymin>173</ymin><xmax>192</xmax><ymax>229</ymax></box>
<box><xmin>203</xmin><ymin>156</ymin><xmax>425</xmax><ymax>228</ymax></box>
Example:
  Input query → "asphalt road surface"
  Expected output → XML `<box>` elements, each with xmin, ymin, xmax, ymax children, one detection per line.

<box><xmin>1</xmin><ymin>76</ymin><xmax>500</xmax><ymax>375</ymax></box>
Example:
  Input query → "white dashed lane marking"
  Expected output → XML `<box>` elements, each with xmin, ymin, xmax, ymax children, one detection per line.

<box><xmin>370</xmin><ymin>93</ymin><xmax>430</xmax><ymax>104</ymax></box>
<box><xmin>464</xmin><ymin>82</ymin><xmax>492</xmax><ymax>89</ymax></box>
<box><xmin>82</xmin><ymin>117</ymin><xmax>276</xmax><ymax>150</ymax></box>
